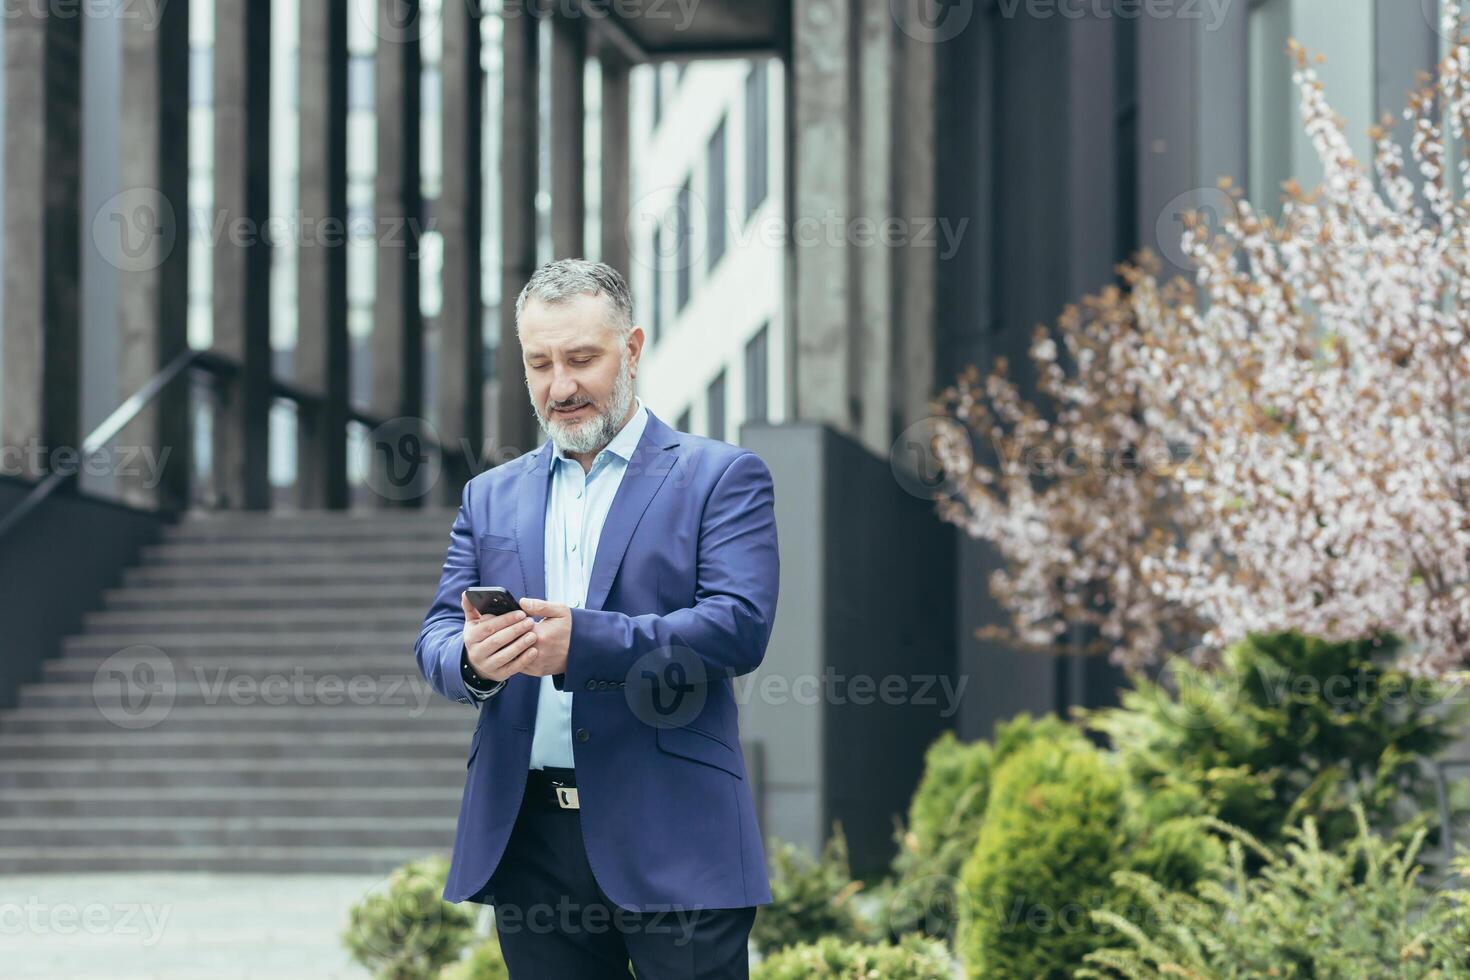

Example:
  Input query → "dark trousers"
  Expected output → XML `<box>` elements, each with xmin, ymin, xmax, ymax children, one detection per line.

<box><xmin>485</xmin><ymin>782</ymin><xmax>756</xmax><ymax>979</ymax></box>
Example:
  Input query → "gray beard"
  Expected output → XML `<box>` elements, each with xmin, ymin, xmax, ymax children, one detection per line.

<box><xmin>529</xmin><ymin>353</ymin><xmax>636</xmax><ymax>456</ymax></box>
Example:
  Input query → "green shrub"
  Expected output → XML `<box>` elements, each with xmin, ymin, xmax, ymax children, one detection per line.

<box><xmin>751</xmin><ymin>934</ymin><xmax>955</xmax><ymax>980</ymax></box>
<box><xmin>955</xmin><ymin>736</ymin><xmax>1219</xmax><ymax>979</ymax></box>
<box><xmin>438</xmin><ymin>936</ymin><xmax>510</xmax><ymax>980</ymax></box>
<box><xmin>1083</xmin><ymin>632</ymin><xmax>1468</xmax><ymax>859</ymax></box>
<box><xmin>341</xmin><ymin>855</ymin><xmax>476</xmax><ymax>980</ymax></box>
<box><xmin>957</xmin><ymin>737</ymin><xmax>1123</xmax><ymax>978</ymax></box>
<box><xmin>750</xmin><ymin>827</ymin><xmax>879</xmax><ymax>956</ymax></box>
<box><xmin>1077</xmin><ymin>805</ymin><xmax>1470</xmax><ymax>979</ymax></box>
<box><xmin>885</xmin><ymin>714</ymin><xmax>1086</xmax><ymax>943</ymax></box>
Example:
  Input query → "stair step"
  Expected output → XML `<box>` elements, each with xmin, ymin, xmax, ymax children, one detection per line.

<box><xmin>0</xmin><ymin>705</ymin><xmax>472</xmax><ymax>734</ymax></box>
<box><xmin>0</xmin><ymin>758</ymin><xmax>466</xmax><ymax>790</ymax></box>
<box><xmin>0</xmin><ymin>845</ymin><xmax>445</xmax><ymax>874</ymax></box>
<box><xmin>20</xmin><ymin>677</ymin><xmax>439</xmax><ymax>710</ymax></box>
<box><xmin>138</xmin><ymin>540</ymin><xmax>450</xmax><ymax>565</ymax></box>
<box><xmin>64</xmin><ymin>631</ymin><xmax>419</xmax><ymax>651</ymax></box>
<box><xmin>163</xmin><ymin>516</ymin><xmax>455</xmax><ymax>544</ymax></box>
<box><xmin>81</xmin><ymin>612</ymin><xmax>427</xmax><ymax>636</ymax></box>
<box><xmin>122</xmin><ymin>563</ymin><xmax>443</xmax><ymax>586</ymax></box>
<box><xmin>0</xmin><ymin>731</ymin><xmax>471</xmax><ymax>760</ymax></box>
<box><xmin>0</xmin><ymin>816</ymin><xmax>456</xmax><ymax>848</ymax></box>
<box><xmin>0</xmin><ymin>705</ymin><xmax>470</xmax><ymax>734</ymax></box>
<box><xmin>103</xmin><ymin>584</ymin><xmax>437</xmax><ymax>610</ymax></box>
<box><xmin>0</xmin><ymin>787</ymin><xmax>462</xmax><ymax>819</ymax></box>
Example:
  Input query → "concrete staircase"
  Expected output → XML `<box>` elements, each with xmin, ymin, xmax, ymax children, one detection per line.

<box><xmin>0</xmin><ymin>508</ymin><xmax>475</xmax><ymax>873</ymax></box>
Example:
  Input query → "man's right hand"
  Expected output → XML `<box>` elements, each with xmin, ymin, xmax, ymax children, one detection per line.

<box><xmin>460</xmin><ymin>591</ymin><xmax>539</xmax><ymax>683</ymax></box>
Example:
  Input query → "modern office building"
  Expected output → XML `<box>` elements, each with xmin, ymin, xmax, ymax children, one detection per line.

<box><xmin>0</xmin><ymin>0</ymin><xmax>1448</xmax><ymax>873</ymax></box>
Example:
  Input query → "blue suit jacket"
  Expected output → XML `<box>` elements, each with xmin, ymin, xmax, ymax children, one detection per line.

<box><xmin>415</xmin><ymin>408</ymin><xmax>778</xmax><ymax>911</ymax></box>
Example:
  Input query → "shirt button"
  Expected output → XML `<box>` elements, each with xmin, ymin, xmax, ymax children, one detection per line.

<box><xmin>570</xmin><ymin>543</ymin><xmax>577</xmax><ymax>552</ymax></box>
<box><xmin>575</xmin><ymin>489</ymin><xmax>582</xmax><ymax>499</ymax></box>
<box><xmin>575</xmin><ymin>728</ymin><xmax>590</xmax><ymax>743</ymax></box>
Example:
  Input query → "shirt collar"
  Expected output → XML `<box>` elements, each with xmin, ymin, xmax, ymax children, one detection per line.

<box><xmin>553</xmin><ymin>396</ymin><xmax>648</xmax><ymax>466</ymax></box>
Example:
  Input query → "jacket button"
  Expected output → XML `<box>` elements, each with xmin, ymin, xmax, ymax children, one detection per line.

<box><xmin>585</xmin><ymin>679</ymin><xmax>597</xmax><ymax>691</ymax></box>
<box><xmin>575</xmin><ymin>728</ymin><xmax>590</xmax><ymax>742</ymax></box>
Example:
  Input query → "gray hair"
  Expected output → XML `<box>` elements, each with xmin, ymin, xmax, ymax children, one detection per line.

<box><xmin>514</xmin><ymin>258</ymin><xmax>634</xmax><ymax>340</ymax></box>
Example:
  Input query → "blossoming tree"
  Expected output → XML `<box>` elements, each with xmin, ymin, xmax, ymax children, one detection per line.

<box><xmin>933</xmin><ymin>5</ymin><xmax>1470</xmax><ymax>677</ymax></box>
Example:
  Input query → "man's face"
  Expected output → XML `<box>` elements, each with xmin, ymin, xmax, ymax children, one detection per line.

<box><xmin>520</xmin><ymin>293</ymin><xmax>643</xmax><ymax>453</ymax></box>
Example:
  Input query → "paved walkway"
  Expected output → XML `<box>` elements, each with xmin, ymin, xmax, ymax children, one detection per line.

<box><xmin>0</xmin><ymin>873</ymin><xmax>489</xmax><ymax>979</ymax></box>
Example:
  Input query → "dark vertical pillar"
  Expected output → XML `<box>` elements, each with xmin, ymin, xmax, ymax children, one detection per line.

<box><xmin>789</xmin><ymin>0</ymin><xmax>856</xmax><ymax>435</ymax></box>
<box><xmin>213</xmin><ymin>0</ymin><xmax>273</xmax><ymax>511</ymax></box>
<box><xmin>599</xmin><ymin>51</ymin><xmax>631</xmax><ymax>281</ymax></box>
<box><xmin>549</xmin><ymin>7</ymin><xmax>585</xmax><ymax>259</ymax></box>
<box><xmin>2</xmin><ymin>7</ymin><xmax>82</xmax><ymax>481</ymax></box>
<box><xmin>440</xmin><ymin>0</ymin><xmax>485</xmax><ymax>502</ymax></box>
<box><xmin>372</xmin><ymin>0</ymin><xmax>424</xmax><ymax>505</ymax></box>
<box><xmin>116</xmin><ymin>0</ymin><xmax>190</xmax><ymax>511</ymax></box>
<box><xmin>298</xmin><ymin>0</ymin><xmax>351</xmax><ymax>510</ymax></box>
<box><xmin>498</xmin><ymin>0</ymin><xmax>540</xmax><ymax>458</ymax></box>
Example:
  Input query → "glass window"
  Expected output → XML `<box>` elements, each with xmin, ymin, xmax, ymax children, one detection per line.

<box><xmin>744</xmin><ymin>324</ymin><xmax>768</xmax><ymax>425</ymax></box>
<box><xmin>707</xmin><ymin>370</ymin><xmax>726</xmax><ymax>443</ymax></box>
<box><xmin>707</xmin><ymin>117</ymin><xmax>727</xmax><ymax>272</ymax></box>
<box><xmin>745</xmin><ymin>61</ymin><xmax>768</xmax><ymax>221</ymax></box>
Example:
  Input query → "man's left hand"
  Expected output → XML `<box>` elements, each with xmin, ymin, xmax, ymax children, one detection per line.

<box><xmin>516</xmin><ymin>597</ymin><xmax>572</xmax><ymax>677</ymax></box>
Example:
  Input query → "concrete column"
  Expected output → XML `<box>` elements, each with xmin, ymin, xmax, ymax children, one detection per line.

<box><xmin>2</xmin><ymin>8</ymin><xmax>82</xmax><ymax>481</ymax></box>
<box><xmin>115</xmin><ymin>0</ymin><xmax>190</xmax><ymax>511</ymax></box>
<box><xmin>599</xmin><ymin>51</ymin><xmax>632</xmax><ymax>281</ymax></box>
<box><xmin>854</xmin><ymin>0</ymin><xmax>894</xmax><ymax>457</ymax></box>
<box><xmin>439</xmin><ymin>0</ymin><xmax>485</xmax><ymax>502</ymax></box>
<box><xmin>497</xmin><ymin>0</ymin><xmax>540</xmax><ymax>458</ymax></box>
<box><xmin>212</xmin><ymin>0</ymin><xmax>272</xmax><ymax>511</ymax></box>
<box><xmin>371</xmin><ymin>0</ymin><xmax>425</xmax><ymax>505</ymax></box>
<box><xmin>893</xmin><ymin>2</ymin><xmax>937</xmax><ymax>441</ymax></box>
<box><xmin>297</xmin><ymin>0</ymin><xmax>351</xmax><ymax>510</ymax></box>
<box><xmin>550</xmin><ymin>7</ymin><xmax>585</xmax><ymax>258</ymax></box>
<box><xmin>789</xmin><ymin>0</ymin><xmax>856</xmax><ymax>436</ymax></box>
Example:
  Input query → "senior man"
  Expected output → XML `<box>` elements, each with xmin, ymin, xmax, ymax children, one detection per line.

<box><xmin>413</xmin><ymin>258</ymin><xmax>779</xmax><ymax>978</ymax></box>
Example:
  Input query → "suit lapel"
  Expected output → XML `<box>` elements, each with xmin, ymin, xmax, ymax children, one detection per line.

<box><xmin>584</xmin><ymin>411</ymin><xmax>681</xmax><ymax>611</ymax></box>
<box><xmin>513</xmin><ymin>408</ymin><xmax>682</xmax><ymax>612</ymax></box>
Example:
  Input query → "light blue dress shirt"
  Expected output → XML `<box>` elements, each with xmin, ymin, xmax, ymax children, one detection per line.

<box><xmin>525</xmin><ymin>396</ymin><xmax>649</xmax><ymax>770</ymax></box>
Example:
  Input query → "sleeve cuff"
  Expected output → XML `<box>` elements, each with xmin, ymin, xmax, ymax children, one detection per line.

<box><xmin>460</xmin><ymin>643</ymin><xmax>506</xmax><ymax>700</ymax></box>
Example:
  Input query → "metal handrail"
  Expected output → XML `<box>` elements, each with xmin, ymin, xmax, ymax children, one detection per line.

<box><xmin>0</xmin><ymin>347</ymin><xmax>459</xmax><ymax>543</ymax></box>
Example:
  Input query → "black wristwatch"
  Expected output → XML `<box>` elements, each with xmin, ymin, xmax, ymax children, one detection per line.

<box><xmin>460</xmin><ymin>644</ymin><xmax>505</xmax><ymax>697</ymax></box>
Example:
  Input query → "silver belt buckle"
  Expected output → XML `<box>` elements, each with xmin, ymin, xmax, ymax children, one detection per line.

<box><xmin>554</xmin><ymin>786</ymin><xmax>580</xmax><ymax>809</ymax></box>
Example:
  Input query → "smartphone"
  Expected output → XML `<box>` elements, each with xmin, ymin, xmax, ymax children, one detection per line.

<box><xmin>465</xmin><ymin>586</ymin><xmax>521</xmax><ymax>618</ymax></box>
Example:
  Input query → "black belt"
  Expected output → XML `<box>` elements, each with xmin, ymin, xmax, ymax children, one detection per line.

<box><xmin>526</xmin><ymin>766</ymin><xmax>580</xmax><ymax>810</ymax></box>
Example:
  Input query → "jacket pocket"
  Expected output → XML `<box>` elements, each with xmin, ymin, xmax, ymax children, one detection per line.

<box><xmin>655</xmin><ymin>724</ymin><xmax>743</xmax><ymax>779</ymax></box>
<box><xmin>478</xmin><ymin>532</ymin><xmax>518</xmax><ymax>553</ymax></box>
